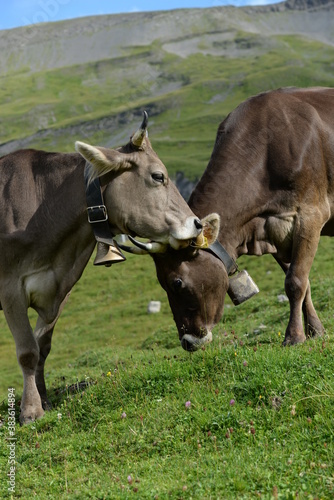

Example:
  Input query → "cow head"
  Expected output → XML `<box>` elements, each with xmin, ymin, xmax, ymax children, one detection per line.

<box><xmin>75</xmin><ymin>113</ymin><xmax>203</xmax><ymax>249</ymax></box>
<box><xmin>128</xmin><ymin>213</ymin><xmax>229</xmax><ymax>352</ymax></box>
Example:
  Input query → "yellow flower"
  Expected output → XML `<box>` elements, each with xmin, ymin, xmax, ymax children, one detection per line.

<box><xmin>278</xmin><ymin>331</ymin><xmax>281</xmax><ymax>336</ymax></box>
<box><xmin>107</xmin><ymin>371</ymin><xmax>111</xmax><ymax>377</ymax></box>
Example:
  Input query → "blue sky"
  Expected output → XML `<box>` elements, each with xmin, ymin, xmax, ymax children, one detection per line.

<box><xmin>0</xmin><ymin>0</ymin><xmax>281</xmax><ymax>31</ymax></box>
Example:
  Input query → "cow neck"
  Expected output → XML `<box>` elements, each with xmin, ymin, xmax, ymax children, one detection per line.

<box><xmin>84</xmin><ymin>162</ymin><xmax>115</xmax><ymax>246</ymax></box>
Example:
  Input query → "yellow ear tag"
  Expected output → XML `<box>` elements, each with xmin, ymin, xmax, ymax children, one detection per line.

<box><xmin>195</xmin><ymin>234</ymin><xmax>209</xmax><ymax>248</ymax></box>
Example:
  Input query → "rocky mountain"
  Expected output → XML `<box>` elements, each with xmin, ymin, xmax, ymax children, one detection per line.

<box><xmin>1</xmin><ymin>0</ymin><xmax>333</xmax><ymax>75</ymax></box>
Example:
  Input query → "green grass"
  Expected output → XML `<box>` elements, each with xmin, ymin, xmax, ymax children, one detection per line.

<box><xmin>0</xmin><ymin>238</ymin><xmax>333</xmax><ymax>499</ymax></box>
<box><xmin>0</xmin><ymin>334</ymin><xmax>333</xmax><ymax>498</ymax></box>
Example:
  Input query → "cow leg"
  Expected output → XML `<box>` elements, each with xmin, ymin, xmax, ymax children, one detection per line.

<box><xmin>281</xmin><ymin>217</ymin><xmax>324</xmax><ymax>345</ymax></box>
<box><xmin>3</xmin><ymin>301</ymin><xmax>44</xmax><ymax>424</ymax></box>
<box><xmin>34</xmin><ymin>292</ymin><xmax>71</xmax><ymax>410</ymax></box>
<box><xmin>34</xmin><ymin>318</ymin><xmax>56</xmax><ymax>411</ymax></box>
<box><xmin>302</xmin><ymin>284</ymin><xmax>324</xmax><ymax>337</ymax></box>
<box><xmin>274</xmin><ymin>256</ymin><xmax>324</xmax><ymax>338</ymax></box>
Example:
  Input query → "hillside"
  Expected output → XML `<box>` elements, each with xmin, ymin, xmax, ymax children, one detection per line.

<box><xmin>0</xmin><ymin>6</ymin><xmax>334</xmax><ymax>497</ymax></box>
<box><xmin>0</xmin><ymin>0</ymin><xmax>334</xmax><ymax>179</ymax></box>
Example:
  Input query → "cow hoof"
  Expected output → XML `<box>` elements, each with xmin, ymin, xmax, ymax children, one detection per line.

<box><xmin>282</xmin><ymin>334</ymin><xmax>306</xmax><ymax>346</ymax></box>
<box><xmin>307</xmin><ymin>325</ymin><xmax>325</xmax><ymax>338</ymax></box>
<box><xmin>42</xmin><ymin>398</ymin><xmax>53</xmax><ymax>411</ymax></box>
<box><xmin>19</xmin><ymin>407</ymin><xmax>45</xmax><ymax>425</ymax></box>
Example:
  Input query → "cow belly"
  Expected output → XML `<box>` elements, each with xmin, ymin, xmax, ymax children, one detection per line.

<box><xmin>23</xmin><ymin>270</ymin><xmax>58</xmax><ymax>322</ymax></box>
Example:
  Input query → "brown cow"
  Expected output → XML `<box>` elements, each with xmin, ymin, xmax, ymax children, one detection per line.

<box><xmin>0</xmin><ymin>114</ymin><xmax>206</xmax><ymax>423</ymax></box>
<box><xmin>152</xmin><ymin>87</ymin><xmax>334</xmax><ymax>351</ymax></box>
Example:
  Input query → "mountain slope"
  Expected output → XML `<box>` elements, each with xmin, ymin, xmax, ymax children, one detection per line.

<box><xmin>0</xmin><ymin>0</ymin><xmax>334</xmax><ymax>178</ymax></box>
<box><xmin>1</xmin><ymin>0</ymin><xmax>333</xmax><ymax>75</ymax></box>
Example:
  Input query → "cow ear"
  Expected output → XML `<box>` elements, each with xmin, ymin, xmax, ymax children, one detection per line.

<box><xmin>195</xmin><ymin>213</ymin><xmax>220</xmax><ymax>247</ymax></box>
<box><xmin>75</xmin><ymin>141</ymin><xmax>129</xmax><ymax>179</ymax></box>
<box><xmin>202</xmin><ymin>213</ymin><xmax>220</xmax><ymax>244</ymax></box>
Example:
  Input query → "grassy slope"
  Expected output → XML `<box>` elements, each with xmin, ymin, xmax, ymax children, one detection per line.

<box><xmin>0</xmin><ymin>299</ymin><xmax>333</xmax><ymax>499</ymax></box>
<box><xmin>0</xmin><ymin>239</ymin><xmax>333</xmax><ymax>499</ymax></box>
<box><xmin>1</xmin><ymin>33</ymin><xmax>334</xmax><ymax>178</ymax></box>
<box><xmin>0</xmin><ymin>12</ymin><xmax>334</xmax><ymax>499</ymax></box>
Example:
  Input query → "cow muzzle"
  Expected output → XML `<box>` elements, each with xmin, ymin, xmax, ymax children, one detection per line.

<box><xmin>180</xmin><ymin>331</ymin><xmax>213</xmax><ymax>352</ymax></box>
<box><xmin>168</xmin><ymin>215</ymin><xmax>203</xmax><ymax>248</ymax></box>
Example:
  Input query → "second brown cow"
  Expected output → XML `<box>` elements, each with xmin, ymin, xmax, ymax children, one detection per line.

<box><xmin>153</xmin><ymin>87</ymin><xmax>334</xmax><ymax>351</ymax></box>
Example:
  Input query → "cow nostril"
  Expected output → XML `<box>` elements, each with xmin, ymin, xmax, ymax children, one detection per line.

<box><xmin>194</xmin><ymin>218</ymin><xmax>202</xmax><ymax>230</ymax></box>
<box><xmin>181</xmin><ymin>338</ymin><xmax>192</xmax><ymax>351</ymax></box>
<box><xmin>181</xmin><ymin>337</ymin><xmax>197</xmax><ymax>352</ymax></box>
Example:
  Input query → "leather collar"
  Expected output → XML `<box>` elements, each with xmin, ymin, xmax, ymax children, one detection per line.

<box><xmin>84</xmin><ymin>162</ymin><xmax>115</xmax><ymax>246</ymax></box>
<box><xmin>205</xmin><ymin>241</ymin><xmax>238</xmax><ymax>276</ymax></box>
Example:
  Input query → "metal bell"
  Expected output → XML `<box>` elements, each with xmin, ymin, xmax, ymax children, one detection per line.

<box><xmin>227</xmin><ymin>270</ymin><xmax>259</xmax><ymax>306</ymax></box>
<box><xmin>94</xmin><ymin>241</ymin><xmax>126</xmax><ymax>266</ymax></box>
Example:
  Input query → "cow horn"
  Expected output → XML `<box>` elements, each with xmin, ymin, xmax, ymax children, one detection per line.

<box><xmin>128</xmin><ymin>235</ymin><xmax>167</xmax><ymax>253</ymax></box>
<box><xmin>131</xmin><ymin>111</ymin><xmax>148</xmax><ymax>147</ymax></box>
<box><xmin>116</xmin><ymin>243</ymin><xmax>148</xmax><ymax>255</ymax></box>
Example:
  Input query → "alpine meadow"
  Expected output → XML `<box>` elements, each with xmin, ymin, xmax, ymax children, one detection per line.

<box><xmin>0</xmin><ymin>1</ymin><xmax>334</xmax><ymax>498</ymax></box>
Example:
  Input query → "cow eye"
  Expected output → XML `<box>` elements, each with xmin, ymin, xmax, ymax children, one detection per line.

<box><xmin>151</xmin><ymin>172</ymin><xmax>165</xmax><ymax>183</ymax></box>
<box><xmin>173</xmin><ymin>278</ymin><xmax>183</xmax><ymax>292</ymax></box>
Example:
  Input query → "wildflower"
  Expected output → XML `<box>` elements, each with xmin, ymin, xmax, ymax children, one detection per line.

<box><xmin>107</xmin><ymin>371</ymin><xmax>111</xmax><ymax>377</ymax></box>
<box><xmin>243</xmin><ymin>360</ymin><xmax>248</xmax><ymax>367</ymax></box>
<box><xmin>234</xmin><ymin>352</ymin><xmax>237</xmax><ymax>356</ymax></box>
<box><xmin>278</xmin><ymin>331</ymin><xmax>281</xmax><ymax>337</ymax></box>
<box><xmin>121</xmin><ymin>412</ymin><xmax>127</xmax><ymax>419</ymax></box>
<box><xmin>229</xmin><ymin>399</ymin><xmax>235</xmax><ymax>406</ymax></box>
<box><xmin>250</xmin><ymin>427</ymin><xmax>256</xmax><ymax>435</ymax></box>
<box><xmin>57</xmin><ymin>413</ymin><xmax>62</xmax><ymax>420</ymax></box>
<box><xmin>128</xmin><ymin>475</ymin><xmax>133</xmax><ymax>484</ymax></box>
<box><xmin>185</xmin><ymin>401</ymin><xmax>191</xmax><ymax>408</ymax></box>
